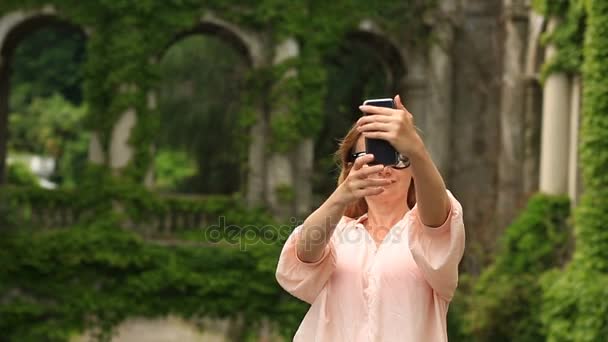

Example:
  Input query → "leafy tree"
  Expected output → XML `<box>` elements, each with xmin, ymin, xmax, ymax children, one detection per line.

<box><xmin>153</xmin><ymin>149</ymin><xmax>197</xmax><ymax>191</ymax></box>
<box><xmin>5</xmin><ymin>25</ymin><xmax>87</xmax><ymax>187</ymax></box>
<box><xmin>7</xmin><ymin>161</ymin><xmax>39</xmax><ymax>187</ymax></box>
<box><xmin>9</xmin><ymin>26</ymin><xmax>86</xmax><ymax>110</ymax></box>
<box><xmin>8</xmin><ymin>94</ymin><xmax>89</xmax><ymax>187</ymax></box>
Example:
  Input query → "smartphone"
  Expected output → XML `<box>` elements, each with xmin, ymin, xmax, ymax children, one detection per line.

<box><xmin>362</xmin><ymin>98</ymin><xmax>399</xmax><ymax>166</ymax></box>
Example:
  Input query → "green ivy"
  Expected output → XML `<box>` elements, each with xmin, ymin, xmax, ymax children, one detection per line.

<box><xmin>533</xmin><ymin>0</ymin><xmax>586</xmax><ymax>81</ymax></box>
<box><xmin>0</xmin><ymin>221</ymin><xmax>306</xmax><ymax>341</ymax></box>
<box><xmin>2</xmin><ymin>181</ymin><xmax>249</xmax><ymax>231</ymax></box>
<box><xmin>464</xmin><ymin>194</ymin><xmax>571</xmax><ymax>342</ymax></box>
<box><xmin>532</xmin><ymin>0</ymin><xmax>570</xmax><ymax>17</ymax></box>
<box><xmin>0</xmin><ymin>1</ymin><xmax>436</xmax><ymax>339</ymax></box>
<box><xmin>1</xmin><ymin>1</ymin><xmax>435</xmax><ymax>180</ymax></box>
<box><xmin>541</xmin><ymin>0</ymin><xmax>608</xmax><ymax>340</ymax></box>
<box><xmin>0</xmin><ymin>181</ymin><xmax>309</xmax><ymax>340</ymax></box>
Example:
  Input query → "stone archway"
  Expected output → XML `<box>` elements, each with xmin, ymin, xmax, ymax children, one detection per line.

<box><xmin>342</xmin><ymin>29</ymin><xmax>407</xmax><ymax>94</ymax></box>
<box><xmin>142</xmin><ymin>14</ymin><xmax>265</xmax><ymax>195</ymax></box>
<box><xmin>0</xmin><ymin>7</ymin><xmax>87</xmax><ymax>184</ymax></box>
<box><xmin>312</xmin><ymin>26</ymin><xmax>407</xmax><ymax>199</ymax></box>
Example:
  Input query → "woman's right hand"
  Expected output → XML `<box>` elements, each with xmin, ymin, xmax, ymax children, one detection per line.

<box><xmin>295</xmin><ymin>154</ymin><xmax>389</xmax><ymax>263</ymax></box>
<box><xmin>335</xmin><ymin>154</ymin><xmax>391</xmax><ymax>205</ymax></box>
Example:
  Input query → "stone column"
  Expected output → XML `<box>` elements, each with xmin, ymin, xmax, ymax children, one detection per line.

<box><xmin>539</xmin><ymin>18</ymin><xmax>571</xmax><ymax>195</ymax></box>
<box><xmin>448</xmin><ymin>0</ymin><xmax>504</xmax><ymax>274</ymax></box>
<box><xmin>401</xmin><ymin>77</ymin><xmax>429</xmax><ymax>139</ymax></box>
<box><xmin>568</xmin><ymin>75</ymin><xmax>582</xmax><ymax>205</ymax></box>
<box><xmin>425</xmin><ymin>0</ymin><xmax>456</xmax><ymax>177</ymax></box>
<box><xmin>246</xmin><ymin>99</ymin><xmax>267</xmax><ymax>207</ymax></box>
<box><xmin>400</xmin><ymin>52</ymin><xmax>429</xmax><ymax>151</ymax></box>
<box><xmin>522</xmin><ymin>12</ymin><xmax>545</xmax><ymax>195</ymax></box>
<box><xmin>109</xmin><ymin>108</ymin><xmax>137</xmax><ymax>173</ymax></box>
<box><xmin>87</xmin><ymin>133</ymin><xmax>105</xmax><ymax>164</ymax></box>
<box><xmin>495</xmin><ymin>0</ymin><xmax>529</xmax><ymax>229</ymax></box>
<box><xmin>144</xmin><ymin>90</ymin><xmax>157</xmax><ymax>188</ymax></box>
<box><xmin>293</xmin><ymin>137</ymin><xmax>313</xmax><ymax>217</ymax></box>
<box><xmin>265</xmin><ymin>38</ymin><xmax>299</xmax><ymax>217</ymax></box>
<box><xmin>0</xmin><ymin>56</ymin><xmax>9</xmax><ymax>184</ymax></box>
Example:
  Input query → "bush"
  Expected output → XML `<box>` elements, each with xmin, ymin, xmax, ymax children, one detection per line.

<box><xmin>0</xmin><ymin>217</ymin><xmax>305</xmax><ymax>341</ymax></box>
<box><xmin>541</xmin><ymin>2</ymin><xmax>608</xmax><ymax>339</ymax></box>
<box><xmin>541</xmin><ymin>268</ymin><xmax>608</xmax><ymax>341</ymax></box>
<box><xmin>7</xmin><ymin>161</ymin><xmax>39</xmax><ymax>187</ymax></box>
<box><xmin>465</xmin><ymin>194</ymin><xmax>571</xmax><ymax>341</ymax></box>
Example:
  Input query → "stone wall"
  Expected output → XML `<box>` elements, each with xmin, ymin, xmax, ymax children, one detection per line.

<box><xmin>70</xmin><ymin>316</ymin><xmax>282</xmax><ymax>342</ymax></box>
<box><xmin>448</xmin><ymin>0</ymin><xmax>504</xmax><ymax>273</ymax></box>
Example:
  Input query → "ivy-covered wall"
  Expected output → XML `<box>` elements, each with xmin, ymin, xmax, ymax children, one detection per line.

<box><xmin>0</xmin><ymin>219</ymin><xmax>302</xmax><ymax>341</ymax></box>
<box><xmin>533</xmin><ymin>0</ymin><xmax>586</xmax><ymax>80</ymax></box>
<box><xmin>4</xmin><ymin>1</ymin><xmax>607</xmax><ymax>340</ymax></box>
<box><xmin>0</xmin><ymin>1</ymin><xmax>438</xmax><ymax>340</ymax></box>
<box><xmin>0</xmin><ymin>0</ymin><xmax>435</xmax><ymax>183</ymax></box>
<box><xmin>458</xmin><ymin>1</ymin><xmax>607</xmax><ymax>341</ymax></box>
<box><xmin>540</xmin><ymin>0</ymin><xmax>608</xmax><ymax>340</ymax></box>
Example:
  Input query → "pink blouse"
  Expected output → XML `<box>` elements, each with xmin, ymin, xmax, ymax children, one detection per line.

<box><xmin>275</xmin><ymin>191</ymin><xmax>465</xmax><ymax>341</ymax></box>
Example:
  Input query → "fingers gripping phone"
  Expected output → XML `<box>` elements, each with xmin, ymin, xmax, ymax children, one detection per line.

<box><xmin>362</xmin><ymin>98</ymin><xmax>399</xmax><ymax>166</ymax></box>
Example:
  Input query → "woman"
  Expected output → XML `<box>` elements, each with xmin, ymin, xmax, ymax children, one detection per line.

<box><xmin>275</xmin><ymin>95</ymin><xmax>465</xmax><ymax>341</ymax></box>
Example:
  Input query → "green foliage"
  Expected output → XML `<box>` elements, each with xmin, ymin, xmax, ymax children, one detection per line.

<box><xmin>8</xmin><ymin>94</ymin><xmax>89</xmax><ymax>187</ymax></box>
<box><xmin>541</xmin><ymin>268</ymin><xmax>608</xmax><ymax>342</ymax></box>
<box><xmin>3</xmin><ymin>181</ymin><xmax>241</xmax><ymax>229</ymax></box>
<box><xmin>9</xmin><ymin>26</ymin><xmax>86</xmax><ymax>106</ymax></box>
<box><xmin>465</xmin><ymin>194</ymin><xmax>571</xmax><ymax>341</ymax></box>
<box><xmin>156</xmin><ymin>35</ymin><xmax>248</xmax><ymax>193</ymax></box>
<box><xmin>153</xmin><ymin>149</ymin><xmax>197</xmax><ymax>191</ymax></box>
<box><xmin>447</xmin><ymin>274</ymin><xmax>473</xmax><ymax>342</ymax></box>
<box><xmin>532</xmin><ymin>0</ymin><xmax>570</xmax><ymax>16</ymax></box>
<box><xmin>541</xmin><ymin>1</ymin><xmax>608</xmax><ymax>340</ymax></box>
<box><xmin>0</xmin><ymin>0</ymin><xmax>435</xmax><ymax>181</ymax></box>
<box><xmin>274</xmin><ymin>183</ymin><xmax>295</xmax><ymax>203</ymax></box>
<box><xmin>0</xmin><ymin>1</ymin><xmax>434</xmax><ymax>339</ymax></box>
<box><xmin>534</xmin><ymin>0</ymin><xmax>586</xmax><ymax>80</ymax></box>
<box><xmin>0</xmin><ymin>184</ymin><xmax>308</xmax><ymax>340</ymax></box>
<box><xmin>6</xmin><ymin>161</ymin><xmax>39</xmax><ymax>187</ymax></box>
<box><xmin>0</xmin><ymin>223</ymin><xmax>303</xmax><ymax>341</ymax></box>
<box><xmin>9</xmin><ymin>94</ymin><xmax>86</xmax><ymax>156</ymax></box>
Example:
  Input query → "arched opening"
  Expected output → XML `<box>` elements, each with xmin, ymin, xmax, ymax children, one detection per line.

<box><xmin>153</xmin><ymin>23</ymin><xmax>252</xmax><ymax>195</ymax></box>
<box><xmin>313</xmin><ymin>31</ymin><xmax>405</xmax><ymax>199</ymax></box>
<box><xmin>0</xmin><ymin>14</ymin><xmax>87</xmax><ymax>188</ymax></box>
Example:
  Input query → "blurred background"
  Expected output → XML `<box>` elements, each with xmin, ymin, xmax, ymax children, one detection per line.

<box><xmin>1</xmin><ymin>0</ymin><xmax>607</xmax><ymax>341</ymax></box>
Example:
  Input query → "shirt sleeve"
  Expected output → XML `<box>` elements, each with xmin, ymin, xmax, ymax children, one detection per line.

<box><xmin>275</xmin><ymin>224</ymin><xmax>337</xmax><ymax>304</ymax></box>
<box><xmin>408</xmin><ymin>190</ymin><xmax>465</xmax><ymax>301</ymax></box>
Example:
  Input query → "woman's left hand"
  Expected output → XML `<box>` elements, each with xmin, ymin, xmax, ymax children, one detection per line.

<box><xmin>356</xmin><ymin>94</ymin><xmax>423</xmax><ymax>157</ymax></box>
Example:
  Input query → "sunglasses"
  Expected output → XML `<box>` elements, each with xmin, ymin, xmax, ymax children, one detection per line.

<box><xmin>349</xmin><ymin>151</ymin><xmax>411</xmax><ymax>169</ymax></box>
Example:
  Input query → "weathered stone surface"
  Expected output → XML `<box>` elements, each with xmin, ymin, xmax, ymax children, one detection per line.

<box><xmin>449</xmin><ymin>0</ymin><xmax>503</xmax><ymax>273</ymax></box>
<box><xmin>496</xmin><ymin>0</ymin><xmax>529</xmax><ymax>234</ymax></box>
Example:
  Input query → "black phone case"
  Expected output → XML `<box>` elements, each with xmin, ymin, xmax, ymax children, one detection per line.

<box><xmin>364</xmin><ymin>99</ymin><xmax>398</xmax><ymax>166</ymax></box>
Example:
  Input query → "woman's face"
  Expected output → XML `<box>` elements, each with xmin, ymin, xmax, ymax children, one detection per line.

<box><xmin>354</xmin><ymin>136</ymin><xmax>411</xmax><ymax>202</ymax></box>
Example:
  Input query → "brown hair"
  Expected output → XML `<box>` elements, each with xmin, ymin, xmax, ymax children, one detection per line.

<box><xmin>335</xmin><ymin>124</ymin><xmax>416</xmax><ymax>218</ymax></box>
